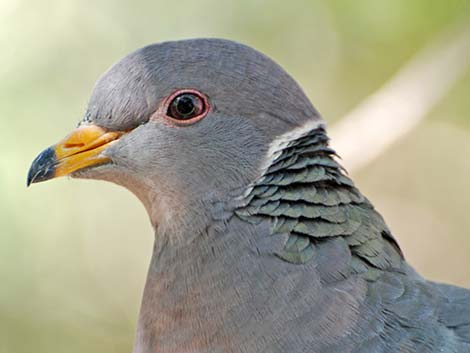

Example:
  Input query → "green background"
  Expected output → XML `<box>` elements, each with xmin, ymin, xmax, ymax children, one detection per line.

<box><xmin>1</xmin><ymin>1</ymin><xmax>469</xmax><ymax>352</ymax></box>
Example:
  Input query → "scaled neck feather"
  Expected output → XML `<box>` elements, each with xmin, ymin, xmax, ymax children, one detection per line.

<box><xmin>235</xmin><ymin>122</ymin><xmax>404</xmax><ymax>275</ymax></box>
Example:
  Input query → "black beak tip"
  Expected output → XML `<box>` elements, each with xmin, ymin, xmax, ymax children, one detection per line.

<box><xmin>27</xmin><ymin>147</ymin><xmax>57</xmax><ymax>187</ymax></box>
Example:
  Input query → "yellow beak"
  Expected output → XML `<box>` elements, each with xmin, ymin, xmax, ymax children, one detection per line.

<box><xmin>27</xmin><ymin>124</ymin><xmax>124</xmax><ymax>186</ymax></box>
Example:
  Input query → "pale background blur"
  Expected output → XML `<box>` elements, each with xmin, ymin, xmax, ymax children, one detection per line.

<box><xmin>1</xmin><ymin>1</ymin><xmax>469</xmax><ymax>352</ymax></box>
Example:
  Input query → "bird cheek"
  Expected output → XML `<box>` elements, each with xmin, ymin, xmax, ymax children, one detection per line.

<box><xmin>105</xmin><ymin>131</ymin><xmax>153</xmax><ymax>171</ymax></box>
<box><xmin>100</xmin><ymin>140</ymin><xmax>135</xmax><ymax>171</ymax></box>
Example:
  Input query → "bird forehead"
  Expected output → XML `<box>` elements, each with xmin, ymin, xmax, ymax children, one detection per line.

<box><xmin>92</xmin><ymin>38</ymin><xmax>289</xmax><ymax>99</ymax></box>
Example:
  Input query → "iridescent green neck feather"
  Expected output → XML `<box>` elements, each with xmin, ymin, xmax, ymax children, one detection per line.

<box><xmin>236</xmin><ymin>127</ymin><xmax>403</xmax><ymax>279</ymax></box>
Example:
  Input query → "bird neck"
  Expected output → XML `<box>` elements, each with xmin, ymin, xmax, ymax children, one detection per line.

<box><xmin>134</xmin><ymin>126</ymin><xmax>405</xmax><ymax>352</ymax></box>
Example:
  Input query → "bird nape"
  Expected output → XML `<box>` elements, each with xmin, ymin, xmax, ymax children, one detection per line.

<box><xmin>27</xmin><ymin>39</ymin><xmax>470</xmax><ymax>353</ymax></box>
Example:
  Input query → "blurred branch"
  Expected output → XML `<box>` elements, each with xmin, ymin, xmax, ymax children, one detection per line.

<box><xmin>330</xmin><ymin>24</ymin><xmax>470</xmax><ymax>172</ymax></box>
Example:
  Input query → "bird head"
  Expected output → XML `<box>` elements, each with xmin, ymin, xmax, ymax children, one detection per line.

<box><xmin>27</xmin><ymin>39</ymin><xmax>323</xmax><ymax>234</ymax></box>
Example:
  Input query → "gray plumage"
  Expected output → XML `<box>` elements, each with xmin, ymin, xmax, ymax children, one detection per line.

<box><xmin>31</xmin><ymin>39</ymin><xmax>470</xmax><ymax>353</ymax></box>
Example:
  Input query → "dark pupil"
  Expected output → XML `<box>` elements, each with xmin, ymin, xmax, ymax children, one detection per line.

<box><xmin>174</xmin><ymin>95</ymin><xmax>196</xmax><ymax>118</ymax></box>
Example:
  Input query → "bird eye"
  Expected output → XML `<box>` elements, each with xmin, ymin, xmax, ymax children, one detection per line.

<box><xmin>167</xmin><ymin>92</ymin><xmax>206</xmax><ymax>122</ymax></box>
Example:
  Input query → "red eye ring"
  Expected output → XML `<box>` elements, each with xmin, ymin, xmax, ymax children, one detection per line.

<box><xmin>163</xmin><ymin>89</ymin><xmax>210</xmax><ymax>125</ymax></box>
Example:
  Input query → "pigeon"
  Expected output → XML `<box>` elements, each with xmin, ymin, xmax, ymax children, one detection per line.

<box><xmin>27</xmin><ymin>39</ymin><xmax>470</xmax><ymax>353</ymax></box>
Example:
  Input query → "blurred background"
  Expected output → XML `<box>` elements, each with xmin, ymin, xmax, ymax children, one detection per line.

<box><xmin>1</xmin><ymin>0</ymin><xmax>469</xmax><ymax>352</ymax></box>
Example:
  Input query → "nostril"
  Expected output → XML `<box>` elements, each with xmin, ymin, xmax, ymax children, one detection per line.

<box><xmin>64</xmin><ymin>143</ymin><xmax>85</xmax><ymax>148</ymax></box>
